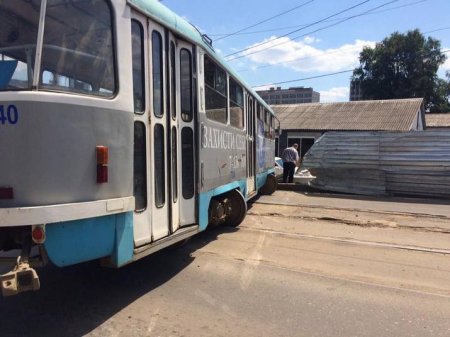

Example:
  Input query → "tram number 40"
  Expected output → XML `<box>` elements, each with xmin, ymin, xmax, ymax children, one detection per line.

<box><xmin>0</xmin><ymin>105</ymin><xmax>19</xmax><ymax>125</ymax></box>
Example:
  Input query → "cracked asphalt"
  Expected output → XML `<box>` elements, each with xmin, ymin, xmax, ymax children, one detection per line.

<box><xmin>1</xmin><ymin>190</ymin><xmax>449</xmax><ymax>337</ymax></box>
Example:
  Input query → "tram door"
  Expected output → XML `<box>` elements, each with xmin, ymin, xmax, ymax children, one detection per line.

<box><xmin>132</xmin><ymin>15</ymin><xmax>196</xmax><ymax>247</ymax></box>
<box><xmin>173</xmin><ymin>38</ymin><xmax>196</xmax><ymax>228</ymax></box>
<box><xmin>246</xmin><ymin>95</ymin><xmax>256</xmax><ymax>194</ymax></box>
<box><xmin>148</xmin><ymin>24</ymin><xmax>197</xmax><ymax>242</ymax></box>
<box><xmin>167</xmin><ymin>33</ymin><xmax>196</xmax><ymax>232</ymax></box>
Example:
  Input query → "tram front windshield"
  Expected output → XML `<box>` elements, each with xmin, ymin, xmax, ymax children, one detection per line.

<box><xmin>0</xmin><ymin>0</ymin><xmax>115</xmax><ymax>96</ymax></box>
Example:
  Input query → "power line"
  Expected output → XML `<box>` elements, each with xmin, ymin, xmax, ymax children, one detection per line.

<box><xmin>251</xmin><ymin>49</ymin><xmax>450</xmax><ymax>89</ymax></box>
<box><xmin>237</xmin><ymin>44</ymin><xmax>364</xmax><ymax>73</ymax></box>
<box><xmin>226</xmin><ymin>0</ymin><xmax>399</xmax><ymax>62</ymax></box>
<box><xmin>224</xmin><ymin>0</ymin><xmax>372</xmax><ymax>59</ymax></box>
<box><xmin>211</xmin><ymin>0</ymin><xmax>429</xmax><ymax>38</ymax></box>
<box><xmin>214</xmin><ymin>0</ymin><xmax>314</xmax><ymax>42</ymax></box>
<box><xmin>252</xmin><ymin>70</ymin><xmax>354</xmax><ymax>88</ymax></box>
<box><xmin>237</xmin><ymin>24</ymin><xmax>449</xmax><ymax>74</ymax></box>
<box><xmin>424</xmin><ymin>26</ymin><xmax>450</xmax><ymax>34</ymax></box>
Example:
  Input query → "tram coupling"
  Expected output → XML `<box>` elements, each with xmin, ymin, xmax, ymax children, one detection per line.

<box><xmin>0</xmin><ymin>229</ymin><xmax>47</xmax><ymax>297</ymax></box>
<box><xmin>1</xmin><ymin>257</ymin><xmax>40</xmax><ymax>297</ymax></box>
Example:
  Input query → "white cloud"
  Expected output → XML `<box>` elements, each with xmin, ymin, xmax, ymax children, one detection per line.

<box><xmin>241</xmin><ymin>37</ymin><xmax>376</xmax><ymax>73</ymax></box>
<box><xmin>320</xmin><ymin>87</ymin><xmax>350</xmax><ymax>102</ymax></box>
<box><xmin>303</xmin><ymin>36</ymin><xmax>318</xmax><ymax>44</ymax></box>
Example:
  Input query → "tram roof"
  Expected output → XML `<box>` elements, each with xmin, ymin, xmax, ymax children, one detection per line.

<box><xmin>127</xmin><ymin>0</ymin><xmax>275</xmax><ymax>115</ymax></box>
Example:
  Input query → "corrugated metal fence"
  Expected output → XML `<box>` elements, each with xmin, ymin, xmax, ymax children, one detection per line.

<box><xmin>302</xmin><ymin>131</ymin><xmax>450</xmax><ymax>198</ymax></box>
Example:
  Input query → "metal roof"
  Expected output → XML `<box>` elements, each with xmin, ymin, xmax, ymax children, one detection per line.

<box><xmin>425</xmin><ymin>113</ymin><xmax>450</xmax><ymax>128</ymax></box>
<box><xmin>272</xmin><ymin>98</ymin><xmax>424</xmax><ymax>131</ymax></box>
<box><xmin>303</xmin><ymin>130</ymin><xmax>450</xmax><ymax>198</ymax></box>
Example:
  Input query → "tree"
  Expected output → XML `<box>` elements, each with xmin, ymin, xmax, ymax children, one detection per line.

<box><xmin>352</xmin><ymin>30</ymin><xmax>449</xmax><ymax>112</ymax></box>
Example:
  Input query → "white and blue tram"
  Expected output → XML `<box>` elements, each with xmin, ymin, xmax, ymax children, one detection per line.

<box><xmin>0</xmin><ymin>0</ymin><xmax>278</xmax><ymax>296</ymax></box>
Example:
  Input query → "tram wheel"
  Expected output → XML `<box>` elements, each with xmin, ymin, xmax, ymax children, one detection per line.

<box><xmin>259</xmin><ymin>174</ymin><xmax>278</xmax><ymax>195</ymax></box>
<box><xmin>223</xmin><ymin>189</ymin><xmax>247</xmax><ymax>227</ymax></box>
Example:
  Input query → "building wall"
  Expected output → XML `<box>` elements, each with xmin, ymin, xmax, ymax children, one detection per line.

<box><xmin>278</xmin><ymin>130</ymin><xmax>323</xmax><ymax>159</ymax></box>
<box><xmin>257</xmin><ymin>86</ymin><xmax>320</xmax><ymax>105</ymax></box>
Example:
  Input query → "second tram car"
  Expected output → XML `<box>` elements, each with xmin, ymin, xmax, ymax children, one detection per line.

<box><xmin>0</xmin><ymin>0</ymin><xmax>279</xmax><ymax>296</ymax></box>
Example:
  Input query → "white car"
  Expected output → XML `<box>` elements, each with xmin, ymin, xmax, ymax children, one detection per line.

<box><xmin>275</xmin><ymin>157</ymin><xmax>284</xmax><ymax>180</ymax></box>
<box><xmin>275</xmin><ymin>157</ymin><xmax>315</xmax><ymax>184</ymax></box>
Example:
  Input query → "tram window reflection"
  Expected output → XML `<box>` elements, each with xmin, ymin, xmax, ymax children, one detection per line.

<box><xmin>152</xmin><ymin>31</ymin><xmax>164</xmax><ymax>117</ymax></box>
<box><xmin>134</xmin><ymin>122</ymin><xmax>147</xmax><ymax>211</ymax></box>
<box><xmin>40</xmin><ymin>0</ymin><xmax>115</xmax><ymax>96</ymax></box>
<box><xmin>154</xmin><ymin>124</ymin><xmax>165</xmax><ymax>207</ymax></box>
<box><xmin>182</xmin><ymin>127</ymin><xmax>194</xmax><ymax>200</ymax></box>
<box><xmin>0</xmin><ymin>0</ymin><xmax>40</xmax><ymax>90</ymax></box>
<box><xmin>204</xmin><ymin>55</ymin><xmax>227</xmax><ymax>124</ymax></box>
<box><xmin>229</xmin><ymin>78</ymin><xmax>244</xmax><ymax>129</ymax></box>
<box><xmin>132</xmin><ymin>20</ymin><xmax>145</xmax><ymax>113</ymax></box>
<box><xmin>180</xmin><ymin>48</ymin><xmax>193</xmax><ymax>122</ymax></box>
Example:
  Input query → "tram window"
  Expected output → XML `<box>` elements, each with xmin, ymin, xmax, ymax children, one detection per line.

<box><xmin>271</xmin><ymin>115</ymin><xmax>276</xmax><ymax>139</ymax></box>
<box><xmin>181</xmin><ymin>127</ymin><xmax>195</xmax><ymax>200</ymax></box>
<box><xmin>264</xmin><ymin>110</ymin><xmax>270</xmax><ymax>138</ymax></box>
<box><xmin>229</xmin><ymin>78</ymin><xmax>244</xmax><ymax>129</ymax></box>
<box><xmin>42</xmin><ymin>71</ymin><xmax>92</xmax><ymax>92</ymax></box>
<box><xmin>180</xmin><ymin>49</ymin><xmax>193</xmax><ymax>122</ymax></box>
<box><xmin>246</xmin><ymin>96</ymin><xmax>250</xmax><ymax>132</ymax></box>
<box><xmin>255</xmin><ymin>104</ymin><xmax>261</xmax><ymax>135</ymax></box>
<box><xmin>132</xmin><ymin>20</ymin><xmax>145</xmax><ymax>113</ymax></box>
<box><xmin>134</xmin><ymin>122</ymin><xmax>147</xmax><ymax>211</ymax></box>
<box><xmin>152</xmin><ymin>31</ymin><xmax>164</xmax><ymax>117</ymax></box>
<box><xmin>154</xmin><ymin>124</ymin><xmax>165</xmax><ymax>208</ymax></box>
<box><xmin>172</xmin><ymin>127</ymin><xmax>178</xmax><ymax>202</ymax></box>
<box><xmin>39</xmin><ymin>0</ymin><xmax>115</xmax><ymax>96</ymax></box>
<box><xmin>170</xmin><ymin>42</ymin><xmax>176</xmax><ymax>119</ymax></box>
<box><xmin>204</xmin><ymin>55</ymin><xmax>227</xmax><ymax>124</ymax></box>
<box><xmin>248</xmin><ymin>97</ymin><xmax>254</xmax><ymax>133</ymax></box>
<box><xmin>0</xmin><ymin>1</ymin><xmax>40</xmax><ymax>90</ymax></box>
<box><xmin>257</xmin><ymin>105</ymin><xmax>262</xmax><ymax>121</ymax></box>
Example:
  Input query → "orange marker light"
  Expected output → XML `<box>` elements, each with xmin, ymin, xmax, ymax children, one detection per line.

<box><xmin>96</xmin><ymin>146</ymin><xmax>109</xmax><ymax>165</ymax></box>
<box><xmin>96</xmin><ymin>146</ymin><xmax>109</xmax><ymax>183</ymax></box>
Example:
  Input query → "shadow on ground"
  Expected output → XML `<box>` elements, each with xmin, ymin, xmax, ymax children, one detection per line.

<box><xmin>0</xmin><ymin>226</ymin><xmax>238</xmax><ymax>337</ymax></box>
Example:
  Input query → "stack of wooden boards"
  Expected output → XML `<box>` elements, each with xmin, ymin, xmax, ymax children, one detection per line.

<box><xmin>302</xmin><ymin>131</ymin><xmax>450</xmax><ymax>198</ymax></box>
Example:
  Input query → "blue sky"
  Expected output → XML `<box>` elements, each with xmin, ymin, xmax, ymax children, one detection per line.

<box><xmin>161</xmin><ymin>0</ymin><xmax>450</xmax><ymax>102</ymax></box>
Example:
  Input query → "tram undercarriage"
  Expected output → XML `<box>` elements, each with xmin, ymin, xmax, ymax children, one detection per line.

<box><xmin>0</xmin><ymin>227</ymin><xmax>47</xmax><ymax>296</ymax></box>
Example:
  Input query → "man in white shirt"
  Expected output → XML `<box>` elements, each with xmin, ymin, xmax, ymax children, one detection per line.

<box><xmin>281</xmin><ymin>144</ymin><xmax>299</xmax><ymax>183</ymax></box>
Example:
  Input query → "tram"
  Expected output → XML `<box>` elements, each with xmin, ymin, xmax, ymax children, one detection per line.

<box><xmin>0</xmin><ymin>0</ymin><xmax>278</xmax><ymax>296</ymax></box>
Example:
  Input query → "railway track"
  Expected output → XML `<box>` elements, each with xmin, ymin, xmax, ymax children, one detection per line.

<box><xmin>239</xmin><ymin>224</ymin><xmax>450</xmax><ymax>255</ymax></box>
<box><xmin>254</xmin><ymin>199</ymin><xmax>450</xmax><ymax>221</ymax></box>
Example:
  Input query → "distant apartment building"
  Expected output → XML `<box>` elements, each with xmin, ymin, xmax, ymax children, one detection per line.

<box><xmin>349</xmin><ymin>80</ymin><xmax>363</xmax><ymax>101</ymax></box>
<box><xmin>257</xmin><ymin>86</ymin><xmax>320</xmax><ymax>105</ymax></box>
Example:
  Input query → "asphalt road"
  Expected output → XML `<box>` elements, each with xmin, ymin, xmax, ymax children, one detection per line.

<box><xmin>1</xmin><ymin>191</ymin><xmax>449</xmax><ymax>337</ymax></box>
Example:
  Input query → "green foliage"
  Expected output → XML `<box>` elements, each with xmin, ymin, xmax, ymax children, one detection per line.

<box><xmin>352</xmin><ymin>30</ymin><xmax>449</xmax><ymax>112</ymax></box>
